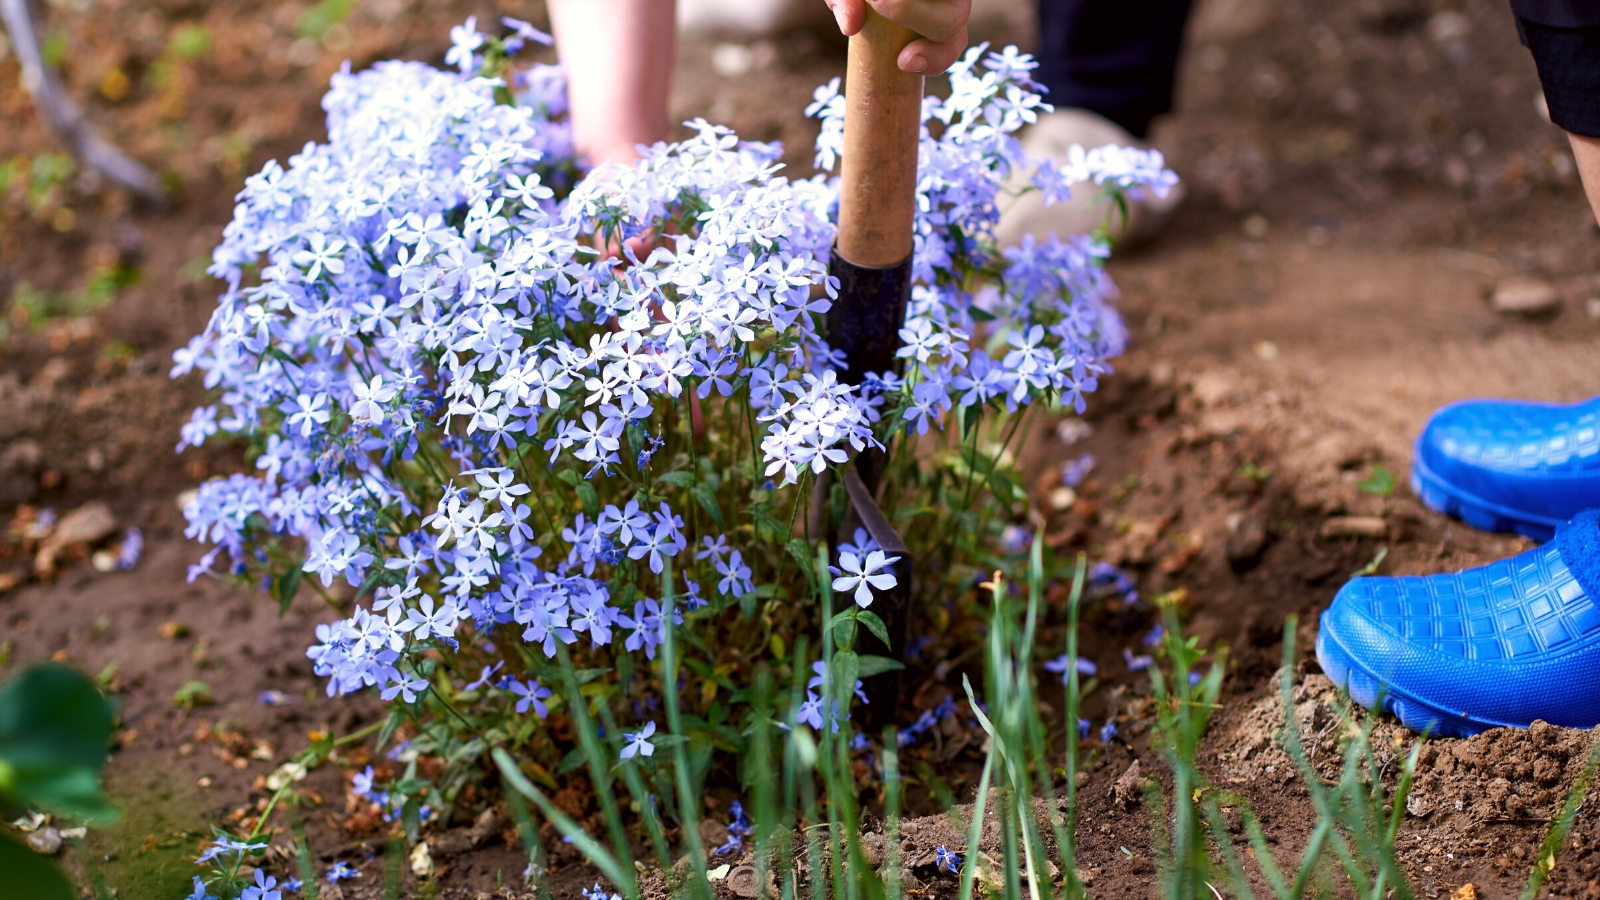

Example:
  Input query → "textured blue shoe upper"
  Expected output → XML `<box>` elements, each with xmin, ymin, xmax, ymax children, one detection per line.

<box><xmin>1414</xmin><ymin>395</ymin><xmax>1600</xmax><ymax>535</ymax></box>
<box><xmin>1317</xmin><ymin>510</ymin><xmax>1600</xmax><ymax>735</ymax></box>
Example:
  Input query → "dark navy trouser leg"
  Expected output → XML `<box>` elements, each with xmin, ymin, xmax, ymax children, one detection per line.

<box><xmin>1033</xmin><ymin>0</ymin><xmax>1195</xmax><ymax>139</ymax></box>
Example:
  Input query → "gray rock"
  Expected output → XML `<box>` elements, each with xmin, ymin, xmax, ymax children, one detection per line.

<box><xmin>698</xmin><ymin>818</ymin><xmax>730</xmax><ymax>852</ymax></box>
<box><xmin>28</xmin><ymin>827</ymin><xmax>62</xmax><ymax>855</ymax></box>
<box><xmin>0</xmin><ymin>439</ymin><xmax>42</xmax><ymax>476</ymax></box>
<box><xmin>726</xmin><ymin>864</ymin><xmax>777</xmax><ymax>899</ymax></box>
<box><xmin>1320</xmin><ymin>516</ymin><xmax>1388</xmax><ymax>540</ymax></box>
<box><xmin>36</xmin><ymin>501</ymin><xmax>118</xmax><ymax>576</ymax></box>
<box><xmin>1226</xmin><ymin>514</ymin><xmax>1268</xmax><ymax>573</ymax></box>
<box><xmin>1113</xmin><ymin>760</ymin><xmax>1144</xmax><ymax>809</ymax></box>
<box><xmin>1491</xmin><ymin>277</ymin><xmax>1561</xmax><ymax>316</ymax></box>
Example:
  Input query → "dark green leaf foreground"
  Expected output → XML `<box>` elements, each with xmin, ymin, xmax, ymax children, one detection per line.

<box><xmin>0</xmin><ymin>663</ymin><xmax>118</xmax><ymax>899</ymax></box>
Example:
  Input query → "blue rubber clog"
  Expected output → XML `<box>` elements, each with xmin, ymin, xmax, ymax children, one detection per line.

<box><xmin>1317</xmin><ymin>510</ymin><xmax>1600</xmax><ymax>737</ymax></box>
<box><xmin>1412</xmin><ymin>394</ymin><xmax>1600</xmax><ymax>542</ymax></box>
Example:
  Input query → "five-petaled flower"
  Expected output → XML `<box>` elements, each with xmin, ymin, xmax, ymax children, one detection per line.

<box><xmin>194</xmin><ymin>837</ymin><xmax>267</xmax><ymax>865</ymax></box>
<box><xmin>241</xmin><ymin>869</ymin><xmax>283</xmax><ymax>900</ymax></box>
<box><xmin>510</xmin><ymin>678</ymin><xmax>552</xmax><ymax>717</ymax></box>
<box><xmin>620</xmin><ymin>720</ymin><xmax>657</xmax><ymax>759</ymax></box>
<box><xmin>829</xmin><ymin>550</ymin><xmax>900</xmax><ymax>608</ymax></box>
<box><xmin>291</xmin><ymin>233</ymin><xmax>346</xmax><ymax>281</ymax></box>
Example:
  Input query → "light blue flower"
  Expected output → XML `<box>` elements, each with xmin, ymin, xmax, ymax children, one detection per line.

<box><xmin>620</xmin><ymin>721</ymin><xmax>656</xmax><ymax>759</ymax></box>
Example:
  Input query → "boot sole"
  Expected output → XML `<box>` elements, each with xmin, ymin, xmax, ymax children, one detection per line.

<box><xmin>1315</xmin><ymin>613</ymin><xmax>1506</xmax><ymax>738</ymax></box>
<box><xmin>1410</xmin><ymin>454</ymin><xmax>1560</xmax><ymax>543</ymax></box>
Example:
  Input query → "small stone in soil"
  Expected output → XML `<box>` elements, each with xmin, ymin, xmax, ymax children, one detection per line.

<box><xmin>1226</xmin><ymin>515</ymin><xmax>1269</xmax><ymax>573</ymax></box>
<box><xmin>35</xmin><ymin>500</ymin><xmax>117</xmax><ymax>576</ymax></box>
<box><xmin>1490</xmin><ymin>276</ymin><xmax>1561</xmax><ymax>316</ymax></box>
<box><xmin>1320</xmin><ymin>516</ymin><xmax>1388</xmax><ymax>539</ymax></box>
<box><xmin>1055</xmin><ymin>419</ymin><xmax>1092</xmax><ymax>445</ymax></box>
<box><xmin>28</xmin><ymin>827</ymin><xmax>62</xmax><ymax>855</ymax></box>
<box><xmin>1113</xmin><ymin>759</ymin><xmax>1144</xmax><ymax>809</ymax></box>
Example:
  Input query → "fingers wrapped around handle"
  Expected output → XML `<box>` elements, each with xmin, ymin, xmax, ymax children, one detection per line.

<box><xmin>829</xmin><ymin>0</ymin><xmax>971</xmax><ymax>74</ymax></box>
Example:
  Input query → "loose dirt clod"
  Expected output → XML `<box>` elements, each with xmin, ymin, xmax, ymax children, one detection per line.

<box><xmin>157</xmin><ymin>620</ymin><xmax>190</xmax><ymax>640</ymax></box>
<box><xmin>1221</xmin><ymin>672</ymin><xmax>1599</xmax><ymax>834</ymax></box>
<box><xmin>1407</xmin><ymin>719</ymin><xmax>1595</xmax><ymax>829</ymax></box>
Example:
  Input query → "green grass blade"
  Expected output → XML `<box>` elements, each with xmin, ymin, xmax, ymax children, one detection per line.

<box><xmin>494</xmin><ymin>747</ymin><xmax>636</xmax><ymax>894</ymax></box>
<box><xmin>751</xmin><ymin>666</ymin><xmax>780</xmax><ymax>900</ymax></box>
<box><xmin>501</xmin><ymin>779</ymin><xmax>547</xmax><ymax>890</ymax></box>
<box><xmin>1520</xmin><ymin>727</ymin><xmax>1600</xmax><ymax>900</ymax></box>
<box><xmin>555</xmin><ymin>646</ymin><xmax>639</xmax><ymax>897</ymax></box>
<box><xmin>1202</xmin><ymin>798</ymin><xmax>1258</xmax><ymax>900</ymax></box>
<box><xmin>957</xmin><ymin>752</ymin><xmax>996</xmax><ymax>900</ymax></box>
<box><xmin>593</xmin><ymin>698</ymin><xmax>671</xmax><ymax>868</ymax></box>
<box><xmin>658</xmin><ymin>563</ymin><xmax>713</xmax><ymax>900</ymax></box>
<box><xmin>1287</xmin><ymin>820</ymin><xmax>1331</xmax><ymax>900</ymax></box>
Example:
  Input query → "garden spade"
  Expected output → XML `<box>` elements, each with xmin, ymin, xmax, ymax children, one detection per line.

<box><xmin>826</xmin><ymin>10</ymin><xmax>922</xmax><ymax>727</ymax></box>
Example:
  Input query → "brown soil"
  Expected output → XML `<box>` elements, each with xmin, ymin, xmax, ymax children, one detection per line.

<box><xmin>6</xmin><ymin>0</ymin><xmax>1600</xmax><ymax>896</ymax></box>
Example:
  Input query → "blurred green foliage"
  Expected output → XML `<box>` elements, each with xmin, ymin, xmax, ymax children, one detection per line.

<box><xmin>0</xmin><ymin>664</ymin><xmax>119</xmax><ymax>900</ymax></box>
<box><xmin>1356</xmin><ymin>464</ymin><xmax>1396</xmax><ymax>497</ymax></box>
<box><xmin>296</xmin><ymin>0</ymin><xmax>357</xmax><ymax>39</ymax></box>
<box><xmin>169</xmin><ymin>24</ymin><xmax>212</xmax><ymax>60</ymax></box>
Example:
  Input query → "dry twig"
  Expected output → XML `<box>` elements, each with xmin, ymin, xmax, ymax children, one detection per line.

<box><xmin>0</xmin><ymin>0</ymin><xmax>165</xmax><ymax>204</ymax></box>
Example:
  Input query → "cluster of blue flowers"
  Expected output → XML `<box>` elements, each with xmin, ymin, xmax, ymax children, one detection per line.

<box><xmin>713</xmin><ymin>799</ymin><xmax>753</xmax><ymax>855</ymax></box>
<box><xmin>188</xmin><ymin>838</ymin><xmax>303</xmax><ymax>900</ymax></box>
<box><xmin>173</xmin><ymin>19</ymin><xmax>1172</xmax><ymax>740</ymax></box>
<box><xmin>897</xmin><ymin>694</ymin><xmax>960</xmax><ymax>747</ymax></box>
<box><xmin>351</xmin><ymin>763</ymin><xmax>439</xmax><ymax>825</ymax></box>
<box><xmin>1088</xmin><ymin>561</ymin><xmax>1139</xmax><ymax>605</ymax></box>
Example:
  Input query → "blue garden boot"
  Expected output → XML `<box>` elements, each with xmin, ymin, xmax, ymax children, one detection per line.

<box><xmin>1412</xmin><ymin>394</ymin><xmax>1600</xmax><ymax>542</ymax></box>
<box><xmin>1317</xmin><ymin>509</ymin><xmax>1600</xmax><ymax>737</ymax></box>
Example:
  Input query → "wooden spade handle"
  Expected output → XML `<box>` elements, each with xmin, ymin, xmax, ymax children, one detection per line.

<box><xmin>835</xmin><ymin>10</ymin><xmax>924</xmax><ymax>268</ymax></box>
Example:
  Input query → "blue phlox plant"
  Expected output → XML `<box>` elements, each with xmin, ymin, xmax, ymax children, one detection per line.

<box><xmin>171</xmin><ymin>17</ymin><xmax>1174</xmax><ymax>850</ymax></box>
